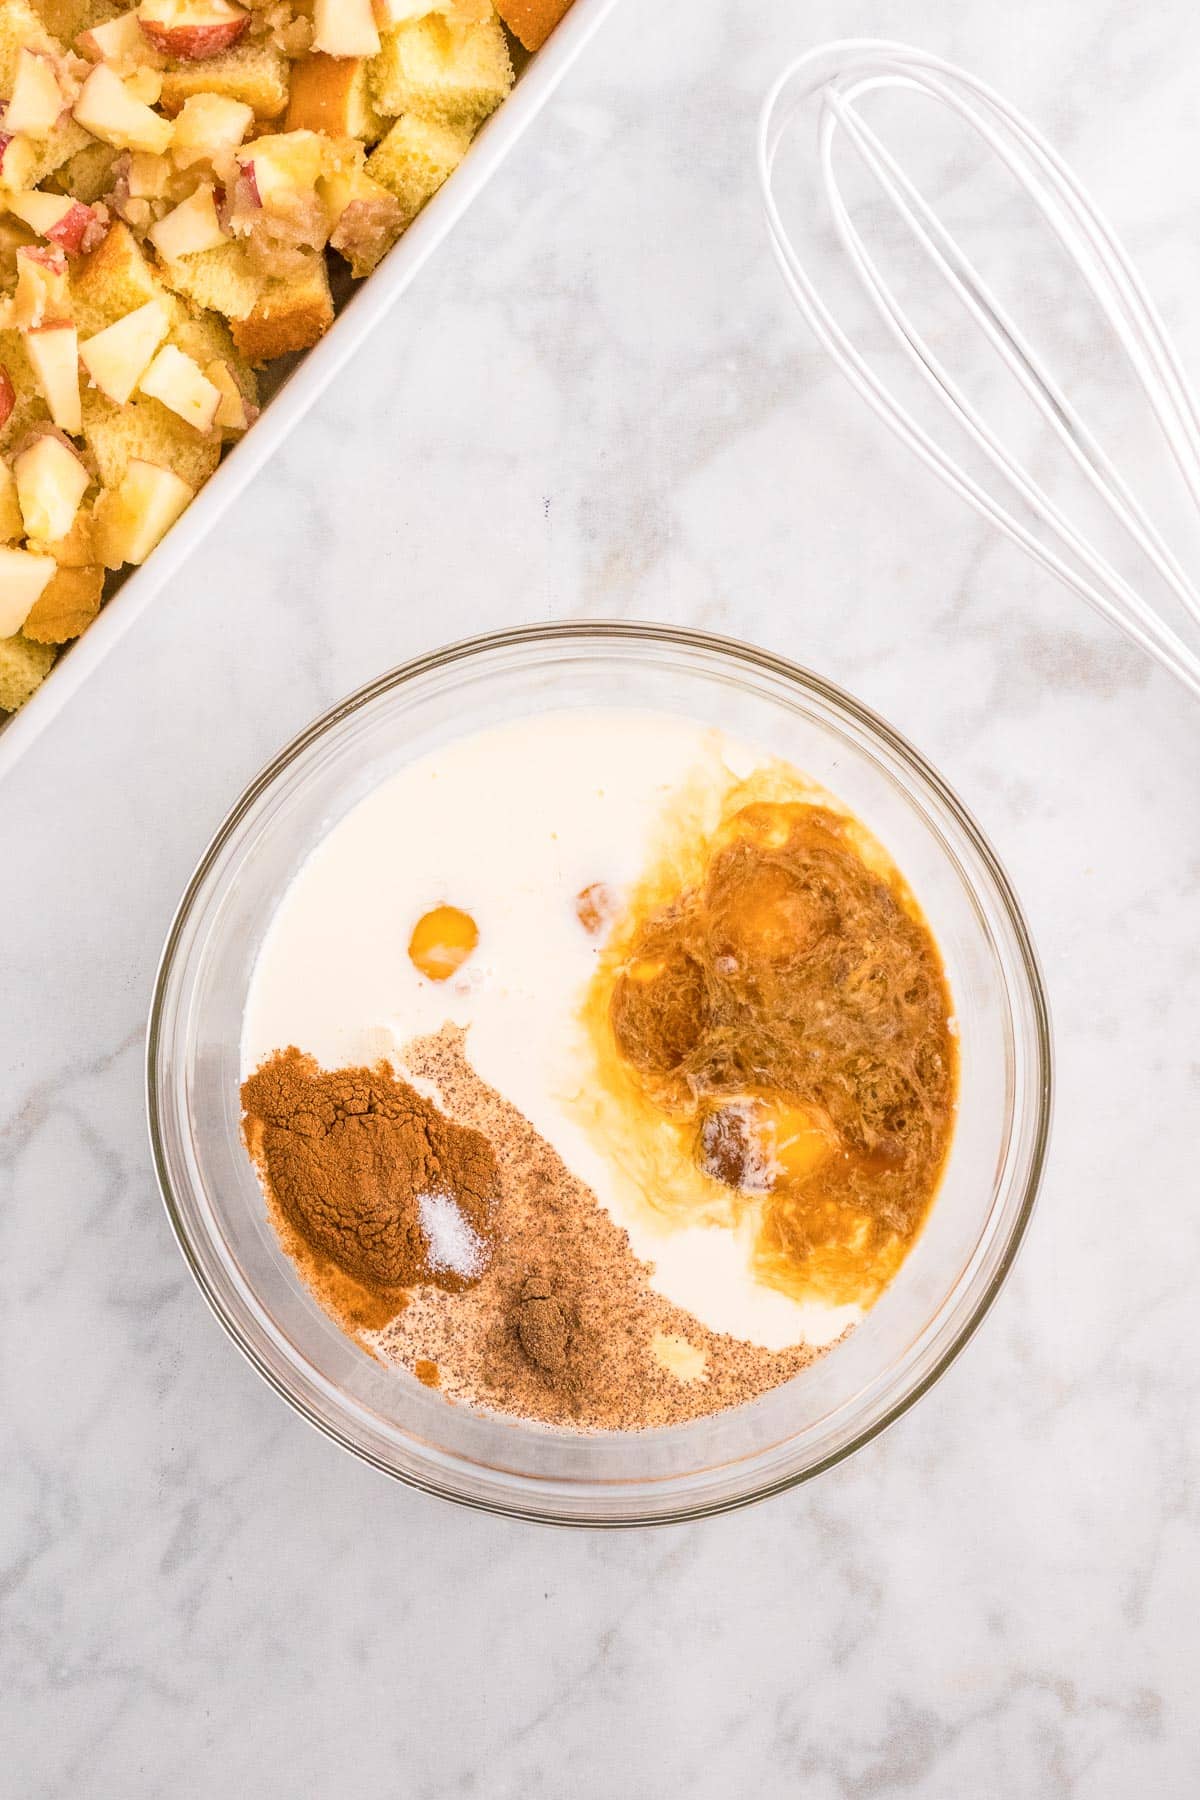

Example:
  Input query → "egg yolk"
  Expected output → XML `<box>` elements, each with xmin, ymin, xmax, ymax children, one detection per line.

<box><xmin>408</xmin><ymin>905</ymin><xmax>479</xmax><ymax>981</ymax></box>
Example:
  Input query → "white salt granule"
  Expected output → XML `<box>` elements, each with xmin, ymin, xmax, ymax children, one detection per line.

<box><xmin>417</xmin><ymin>1191</ymin><xmax>488</xmax><ymax>1279</ymax></box>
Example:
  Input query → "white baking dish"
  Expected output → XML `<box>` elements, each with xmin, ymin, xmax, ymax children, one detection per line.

<box><xmin>0</xmin><ymin>0</ymin><xmax>622</xmax><ymax>779</ymax></box>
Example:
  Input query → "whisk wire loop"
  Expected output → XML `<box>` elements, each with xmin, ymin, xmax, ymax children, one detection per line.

<box><xmin>758</xmin><ymin>40</ymin><xmax>1200</xmax><ymax>698</ymax></box>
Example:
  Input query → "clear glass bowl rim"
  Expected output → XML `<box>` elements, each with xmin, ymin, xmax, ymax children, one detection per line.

<box><xmin>146</xmin><ymin>620</ymin><xmax>1053</xmax><ymax>1526</ymax></box>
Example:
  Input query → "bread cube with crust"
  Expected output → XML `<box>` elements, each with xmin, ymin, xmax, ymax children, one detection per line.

<box><xmin>40</xmin><ymin>498</ymin><xmax>96</xmax><ymax>564</ymax></box>
<box><xmin>365</xmin><ymin>111</ymin><xmax>468</xmax><ymax>225</ymax></box>
<box><xmin>368</xmin><ymin>12</ymin><xmax>513</xmax><ymax>127</ymax></box>
<box><xmin>81</xmin><ymin>383</ymin><xmax>221</xmax><ymax>488</ymax></box>
<box><xmin>0</xmin><ymin>458</ymin><xmax>22</xmax><ymax>538</ymax></box>
<box><xmin>326</xmin><ymin>164</ymin><xmax>403</xmax><ymax>275</ymax></box>
<box><xmin>21</xmin><ymin>560</ymin><xmax>103</xmax><ymax>641</ymax></box>
<box><xmin>0</xmin><ymin>628</ymin><xmax>54</xmax><ymax>709</ymax></box>
<box><xmin>285</xmin><ymin>53</ymin><xmax>383</xmax><ymax>142</ymax></box>
<box><xmin>69</xmin><ymin>220</ymin><xmax>171</xmax><ymax>338</ymax></box>
<box><xmin>158</xmin><ymin>40</ymin><xmax>289</xmax><ymax>120</ymax></box>
<box><xmin>494</xmin><ymin>0</ymin><xmax>569</xmax><ymax>52</ymax></box>
<box><xmin>230</xmin><ymin>250</ymin><xmax>332</xmax><ymax>364</ymax></box>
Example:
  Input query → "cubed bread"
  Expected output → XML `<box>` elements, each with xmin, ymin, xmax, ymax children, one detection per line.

<box><xmin>46</xmin><ymin>138</ymin><xmax>121</xmax><ymax>204</ymax></box>
<box><xmin>0</xmin><ymin>331</ymin><xmax>51</xmax><ymax>453</ymax></box>
<box><xmin>366</xmin><ymin>112</ymin><xmax>470</xmax><ymax>225</ymax></box>
<box><xmin>70</xmin><ymin>221</ymin><xmax>170</xmax><ymax>338</ymax></box>
<box><xmin>494</xmin><ymin>0</ymin><xmax>569</xmax><ymax>52</ymax></box>
<box><xmin>81</xmin><ymin>386</ymin><xmax>221</xmax><ymax>489</ymax></box>
<box><xmin>158</xmin><ymin>41</ymin><xmax>290</xmax><ymax>121</ymax></box>
<box><xmin>230</xmin><ymin>253</ymin><xmax>333</xmax><ymax>365</ymax></box>
<box><xmin>157</xmin><ymin>241</ymin><xmax>264</xmax><ymax>323</ymax></box>
<box><xmin>368</xmin><ymin>13</ymin><xmax>513</xmax><ymax>127</ymax></box>
<box><xmin>0</xmin><ymin>0</ymin><xmax>61</xmax><ymax>88</ymax></box>
<box><xmin>22</xmin><ymin>562</ymin><xmax>104</xmax><ymax>642</ymax></box>
<box><xmin>33</xmin><ymin>0</ymin><xmax>117</xmax><ymax>42</ymax></box>
<box><xmin>286</xmin><ymin>54</ymin><xmax>384</xmax><ymax>142</ymax></box>
<box><xmin>26</xmin><ymin>118</ymin><xmax>95</xmax><ymax>187</ymax></box>
<box><xmin>0</xmin><ymin>631</ymin><xmax>55</xmax><ymax>710</ymax></box>
<box><xmin>41</xmin><ymin>503</ymin><xmax>97</xmax><ymax>566</ymax></box>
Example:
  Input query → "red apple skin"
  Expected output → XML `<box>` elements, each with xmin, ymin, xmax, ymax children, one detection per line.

<box><xmin>19</xmin><ymin>243</ymin><xmax>67</xmax><ymax>273</ymax></box>
<box><xmin>45</xmin><ymin>202</ymin><xmax>103</xmax><ymax>256</ymax></box>
<box><xmin>137</xmin><ymin>13</ymin><xmax>249</xmax><ymax>58</ymax></box>
<box><xmin>0</xmin><ymin>365</ymin><xmax>14</xmax><ymax>432</ymax></box>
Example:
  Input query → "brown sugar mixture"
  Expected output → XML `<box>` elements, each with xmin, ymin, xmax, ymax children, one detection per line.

<box><xmin>583</xmin><ymin>792</ymin><xmax>957</xmax><ymax>1308</ymax></box>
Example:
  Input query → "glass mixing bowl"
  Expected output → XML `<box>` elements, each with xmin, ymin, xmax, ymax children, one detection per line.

<box><xmin>148</xmin><ymin>623</ymin><xmax>1051</xmax><ymax>1525</ymax></box>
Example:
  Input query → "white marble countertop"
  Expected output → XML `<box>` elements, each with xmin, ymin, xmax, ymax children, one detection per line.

<box><xmin>4</xmin><ymin>1</ymin><xmax>1200</xmax><ymax>1793</ymax></box>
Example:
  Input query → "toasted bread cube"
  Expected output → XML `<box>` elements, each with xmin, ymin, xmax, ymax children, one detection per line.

<box><xmin>81</xmin><ymin>385</ymin><xmax>221</xmax><ymax>489</ymax></box>
<box><xmin>285</xmin><ymin>53</ymin><xmax>383</xmax><ymax>141</ymax></box>
<box><xmin>493</xmin><ymin>0</ymin><xmax>570</xmax><ymax>52</ymax></box>
<box><xmin>365</xmin><ymin>111</ymin><xmax>468</xmax><ymax>224</ymax></box>
<box><xmin>25</xmin><ymin>117</ymin><xmax>94</xmax><ymax>188</ymax></box>
<box><xmin>369</xmin><ymin>13</ymin><xmax>512</xmax><ymax>127</ymax></box>
<box><xmin>0</xmin><ymin>0</ymin><xmax>60</xmax><ymax>93</ymax></box>
<box><xmin>229</xmin><ymin>252</ymin><xmax>333</xmax><ymax>365</ymax></box>
<box><xmin>46</xmin><ymin>138</ymin><xmax>120</xmax><ymax>205</ymax></box>
<box><xmin>21</xmin><ymin>560</ymin><xmax>103</xmax><ymax>642</ymax></box>
<box><xmin>93</xmin><ymin>455</ymin><xmax>192</xmax><ymax>566</ymax></box>
<box><xmin>41</xmin><ymin>500</ymin><xmax>95</xmax><ymax>565</ymax></box>
<box><xmin>157</xmin><ymin>240</ymin><xmax>262</xmax><ymax>323</ymax></box>
<box><xmin>0</xmin><ymin>458</ymin><xmax>22</xmax><ymax>538</ymax></box>
<box><xmin>158</xmin><ymin>41</ymin><xmax>289</xmax><ymax>121</ymax></box>
<box><xmin>0</xmin><ymin>542</ymin><xmax>57</xmax><ymax>634</ymax></box>
<box><xmin>327</xmin><ymin>167</ymin><xmax>403</xmax><ymax>274</ymax></box>
<box><xmin>70</xmin><ymin>220</ymin><xmax>168</xmax><ymax>338</ymax></box>
<box><xmin>0</xmin><ymin>629</ymin><xmax>54</xmax><ymax>709</ymax></box>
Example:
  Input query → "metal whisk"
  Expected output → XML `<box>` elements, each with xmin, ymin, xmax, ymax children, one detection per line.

<box><xmin>757</xmin><ymin>40</ymin><xmax>1200</xmax><ymax>700</ymax></box>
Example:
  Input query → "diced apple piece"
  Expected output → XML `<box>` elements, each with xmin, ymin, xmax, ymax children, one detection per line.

<box><xmin>128</xmin><ymin>151</ymin><xmax>172</xmax><ymax>198</ymax></box>
<box><xmin>235</xmin><ymin>130</ymin><xmax>325</xmax><ymax>207</ymax></box>
<box><xmin>0</xmin><ymin>365</ymin><xmax>13</xmax><ymax>432</ymax></box>
<box><xmin>77</xmin><ymin>12</ymin><xmax>161</xmax><ymax>66</ymax></box>
<box><xmin>74</xmin><ymin>65</ymin><xmax>174</xmax><ymax>156</ymax></box>
<box><xmin>137</xmin><ymin>0</ymin><xmax>250</xmax><ymax>61</ymax></box>
<box><xmin>13</xmin><ymin>245</ymin><xmax>71</xmax><ymax>329</ymax></box>
<box><xmin>0</xmin><ymin>542</ymin><xmax>56</xmax><ymax>634</ymax></box>
<box><xmin>79</xmin><ymin>298</ymin><xmax>170</xmax><ymax>403</ymax></box>
<box><xmin>148</xmin><ymin>183</ymin><xmax>226</xmax><ymax>259</ymax></box>
<box><xmin>170</xmin><ymin>92</ymin><xmax>252</xmax><ymax>169</ymax></box>
<box><xmin>7</xmin><ymin>191</ymin><xmax>102</xmax><ymax>256</ymax></box>
<box><xmin>312</xmin><ymin>0</ymin><xmax>379</xmax><ymax>58</ymax></box>
<box><xmin>125</xmin><ymin>67</ymin><xmax>164</xmax><ymax>108</ymax></box>
<box><xmin>4</xmin><ymin>53</ymin><xmax>66</xmax><ymax>141</ymax></box>
<box><xmin>94</xmin><ymin>457</ymin><xmax>192</xmax><ymax>567</ymax></box>
<box><xmin>137</xmin><ymin>342</ymin><xmax>219</xmax><ymax>430</ymax></box>
<box><xmin>204</xmin><ymin>357</ymin><xmax>250</xmax><ymax>430</ymax></box>
<box><xmin>14</xmin><ymin>431</ymin><xmax>89</xmax><ymax>542</ymax></box>
<box><xmin>0</xmin><ymin>460</ymin><xmax>23</xmax><ymax>539</ymax></box>
<box><xmin>0</xmin><ymin>132</ymin><xmax>39</xmax><ymax>193</ymax></box>
<box><xmin>24</xmin><ymin>323</ymin><xmax>81</xmax><ymax>433</ymax></box>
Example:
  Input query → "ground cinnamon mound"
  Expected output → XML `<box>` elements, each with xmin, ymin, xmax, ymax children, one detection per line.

<box><xmin>241</xmin><ymin>1048</ymin><xmax>497</xmax><ymax>1300</ymax></box>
